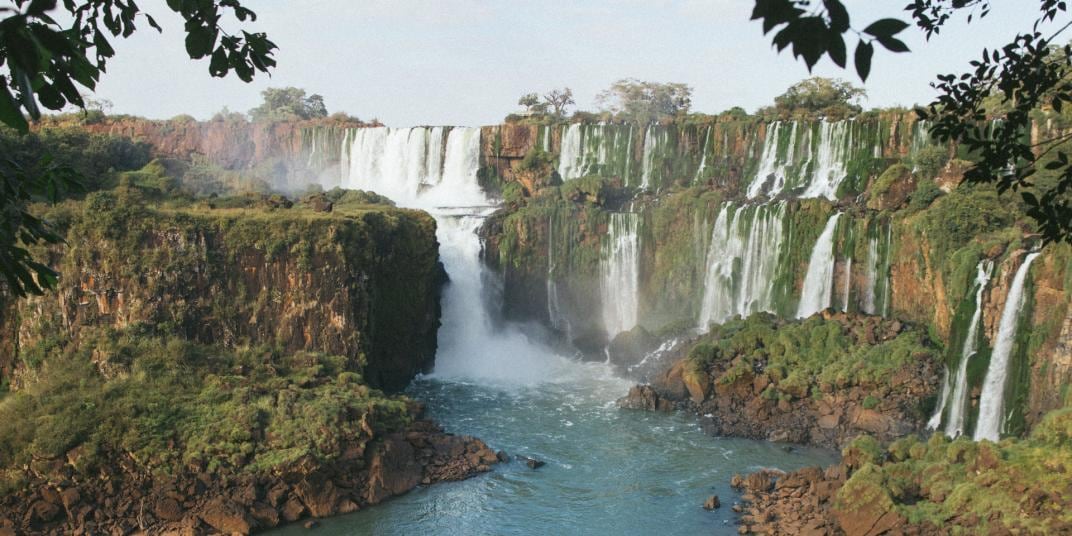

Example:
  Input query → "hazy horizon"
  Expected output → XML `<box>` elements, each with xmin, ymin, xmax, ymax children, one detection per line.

<box><xmin>91</xmin><ymin>1</ymin><xmax>1043</xmax><ymax>126</ymax></box>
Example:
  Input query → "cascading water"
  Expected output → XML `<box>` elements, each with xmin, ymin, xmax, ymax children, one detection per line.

<box><xmin>928</xmin><ymin>260</ymin><xmax>993</xmax><ymax>436</ymax></box>
<box><xmin>640</xmin><ymin>125</ymin><xmax>657</xmax><ymax>189</ymax></box>
<box><xmin>693</xmin><ymin>126</ymin><xmax>712</xmax><ymax>183</ymax></box>
<box><xmin>746</xmin><ymin>121</ymin><xmax>856</xmax><ymax>201</ymax></box>
<box><xmin>841</xmin><ymin>256</ymin><xmax>852</xmax><ymax>312</ymax></box>
<box><xmin>747</xmin><ymin>122</ymin><xmax>795</xmax><ymax>198</ymax></box>
<box><xmin>862</xmin><ymin>237</ymin><xmax>879</xmax><ymax>314</ymax></box>
<box><xmin>697</xmin><ymin>202</ymin><xmax>786</xmax><ymax>329</ymax></box>
<box><xmin>800</xmin><ymin>121</ymin><xmax>853</xmax><ymax>200</ymax></box>
<box><xmin>343</xmin><ymin>126</ymin><xmax>554</xmax><ymax>383</ymax></box>
<box><xmin>797</xmin><ymin>213</ymin><xmax>842</xmax><ymax>318</ymax></box>
<box><xmin>975</xmin><ymin>252</ymin><xmax>1040</xmax><ymax>442</ymax></box>
<box><xmin>601</xmin><ymin>213</ymin><xmax>641</xmax><ymax>338</ymax></box>
<box><xmin>556</xmin><ymin>123</ymin><xmax>632</xmax><ymax>182</ymax></box>
<box><xmin>546</xmin><ymin>215</ymin><xmax>571</xmax><ymax>340</ymax></box>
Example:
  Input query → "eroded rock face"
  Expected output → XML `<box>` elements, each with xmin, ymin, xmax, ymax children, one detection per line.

<box><xmin>0</xmin><ymin>420</ymin><xmax>497</xmax><ymax>535</ymax></box>
<box><xmin>2</xmin><ymin>206</ymin><xmax>441</xmax><ymax>392</ymax></box>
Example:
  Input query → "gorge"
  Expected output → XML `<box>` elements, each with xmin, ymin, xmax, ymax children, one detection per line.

<box><xmin>2</xmin><ymin>109</ymin><xmax>1071</xmax><ymax>535</ymax></box>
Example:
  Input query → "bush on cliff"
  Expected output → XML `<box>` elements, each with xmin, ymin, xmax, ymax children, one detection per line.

<box><xmin>0</xmin><ymin>328</ymin><xmax>413</xmax><ymax>495</ymax></box>
<box><xmin>834</xmin><ymin>407</ymin><xmax>1072</xmax><ymax>533</ymax></box>
<box><xmin>688</xmin><ymin>313</ymin><xmax>939</xmax><ymax>401</ymax></box>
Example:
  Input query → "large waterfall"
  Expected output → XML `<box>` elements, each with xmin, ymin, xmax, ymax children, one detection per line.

<box><xmin>975</xmin><ymin>252</ymin><xmax>1040</xmax><ymax>442</ymax></box>
<box><xmin>928</xmin><ymin>260</ymin><xmax>993</xmax><ymax>436</ymax></box>
<box><xmin>557</xmin><ymin>123</ymin><xmax>632</xmax><ymax>182</ymax></box>
<box><xmin>746</xmin><ymin>121</ymin><xmax>857</xmax><ymax>201</ymax></box>
<box><xmin>797</xmin><ymin>213</ymin><xmax>842</xmax><ymax>318</ymax></box>
<box><xmin>601</xmin><ymin>212</ymin><xmax>641</xmax><ymax>337</ymax></box>
<box><xmin>697</xmin><ymin>202</ymin><xmax>787</xmax><ymax>328</ymax></box>
<box><xmin>341</xmin><ymin>126</ymin><xmax>555</xmax><ymax>383</ymax></box>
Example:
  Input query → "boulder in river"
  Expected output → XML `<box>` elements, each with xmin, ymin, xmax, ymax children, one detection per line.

<box><xmin>704</xmin><ymin>495</ymin><xmax>721</xmax><ymax>510</ymax></box>
<box><xmin>519</xmin><ymin>456</ymin><xmax>545</xmax><ymax>469</ymax></box>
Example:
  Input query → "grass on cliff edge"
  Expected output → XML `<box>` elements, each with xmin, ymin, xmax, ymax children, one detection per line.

<box><xmin>0</xmin><ymin>328</ymin><xmax>413</xmax><ymax>497</ymax></box>
<box><xmin>836</xmin><ymin>408</ymin><xmax>1072</xmax><ymax>534</ymax></box>
<box><xmin>685</xmin><ymin>313</ymin><xmax>940</xmax><ymax>403</ymax></box>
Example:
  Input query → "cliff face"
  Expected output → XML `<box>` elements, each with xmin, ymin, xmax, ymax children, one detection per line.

<box><xmin>5</xmin><ymin>196</ymin><xmax>441</xmax><ymax>392</ymax></box>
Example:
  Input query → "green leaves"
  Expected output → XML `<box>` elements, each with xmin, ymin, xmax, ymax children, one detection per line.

<box><xmin>855</xmin><ymin>41</ymin><xmax>873</xmax><ymax>82</ymax></box>
<box><xmin>0</xmin><ymin>0</ymin><xmax>276</xmax><ymax>300</ymax></box>
<box><xmin>751</xmin><ymin>1</ymin><xmax>909</xmax><ymax>82</ymax></box>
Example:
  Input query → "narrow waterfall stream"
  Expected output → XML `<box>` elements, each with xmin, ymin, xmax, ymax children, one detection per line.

<box><xmin>270</xmin><ymin>126</ymin><xmax>838</xmax><ymax>535</ymax></box>
<box><xmin>797</xmin><ymin>213</ymin><xmax>842</xmax><ymax>318</ymax></box>
<box><xmin>601</xmin><ymin>212</ymin><xmax>641</xmax><ymax>337</ymax></box>
<box><xmin>975</xmin><ymin>252</ymin><xmax>1040</xmax><ymax>441</ymax></box>
<box><xmin>930</xmin><ymin>260</ymin><xmax>993</xmax><ymax>437</ymax></box>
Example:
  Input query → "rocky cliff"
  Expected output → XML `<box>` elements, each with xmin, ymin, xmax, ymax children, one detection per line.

<box><xmin>3</xmin><ymin>192</ymin><xmax>440</xmax><ymax>392</ymax></box>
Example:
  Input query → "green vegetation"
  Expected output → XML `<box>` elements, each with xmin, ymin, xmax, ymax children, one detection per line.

<box><xmin>685</xmin><ymin>314</ymin><xmax>939</xmax><ymax>401</ymax></box>
<box><xmin>0</xmin><ymin>329</ymin><xmax>413</xmax><ymax>492</ymax></box>
<box><xmin>249</xmin><ymin>87</ymin><xmax>329</xmax><ymax>122</ymax></box>
<box><xmin>762</xmin><ymin>77</ymin><xmax>866</xmax><ymax>120</ymax></box>
<box><xmin>835</xmin><ymin>408</ymin><xmax>1072</xmax><ymax>533</ymax></box>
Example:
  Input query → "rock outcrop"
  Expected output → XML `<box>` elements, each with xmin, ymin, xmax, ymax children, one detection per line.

<box><xmin>0</xmin><ymin>417</ymin><xmax>497</xmax><ymax>535</ymax></box>
<box><xmin>619</xmin><ymin>312</ymin><xmax>940</xmax><ymax>449</ymax></box>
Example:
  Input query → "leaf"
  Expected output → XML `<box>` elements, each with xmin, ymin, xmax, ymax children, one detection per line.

<box><xmin>877</xmin><ymin>36</ymin><xmax>910</xmax><ymax>53</ymax></box>
<box><xmin>0</xmin><ymin>80</ymin><xmax>29</xmax><ymax>133</ymax></box>
<box><xmin>824</xmin><ymin>0</ymin><xmax>850</xmax><ymax>32</ymax></box>
<box><xmin>184</xmin><ymin>25</ymin><xmax>215</xmax><ymax>59</ymax></box>
<box><xmin>827</xmin><ymin>33</ymin><xmax>846</xmax><ymax>68</ymax></box>
<box><xmin>209</xmin><ymin>46</ymin><xmax>228</xmax><ymax>77</ymax></box>
<box><xmin>1022</xmin><ymin>191</ymin><xmax>1039</xmax><ymax>206</ymax></box>
<box><xmin>863</xmin><ymin>18</ymin><xmax>909</xmax><ymax>37</ymax></box>
<box><xmin>855</xmin><ymin>41</ymin><xmax>873</xmax><ymax>82</ymax></box>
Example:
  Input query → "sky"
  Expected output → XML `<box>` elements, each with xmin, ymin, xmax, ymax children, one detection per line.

<box><xmin>90</xmin><ymin>0</ymin><xmax>1046</xmax><ymax>126</ymax></box>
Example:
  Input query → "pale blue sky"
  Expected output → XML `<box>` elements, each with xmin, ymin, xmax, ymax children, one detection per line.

<box><xmin>92</xmin><ymin>1</ymin><xmax>1044</xmax><ymax>126</ymax></box>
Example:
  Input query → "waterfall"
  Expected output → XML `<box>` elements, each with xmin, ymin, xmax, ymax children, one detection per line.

<box><xmin>694</xmin><ymin>126</ymin><xmax>712</xmax><ymax>183</ymax></box>
<box><xmin>747</xmin><ymin>122</ymin><xmax>793</xmax><ymax>198</ymax></box>
<box><xmin>547</xmin><ymin>214</ymin><xmax>570</xmax><ymax>339</ymax></box>
<box><xmin>541</xmin><ymin>125</ymin><xmax>551</xmax><ymax>152</ymax></box>
<box><xmin>800</xmin><ymin>121</ymin><xmax>852</xmax><ymax>200</ymax></box>
<box><xmin>640</xmin><ymin>125</ymin><xmax>657</xmax><ymax>189</ymax></box>
<box><xmin>557</xmin><ymin>123</ymin><xmax>632</xmax><ymax>182</ymax></box>
<box><xmin>862</xmin><ymin>236</ymin><xmax>879</xmax><ymax>314</ymax></box>
<box><xmin>881</xmin><ymin>224</ymin><xmax>892</xmax><ymax>317</ymax></box>
<box><xmin>557</xmin><ymin>124</ymin><xmax>583</xmax><ymax>180</ymax></box>
<box><xmin>842</xmin><ymin>256</ymin><xmax>852</xmax><ymax>312</ymax></box>
<box><xmin>342</xmin><ymin>126</ymin><xmax>556</xmax><ymax>383</ymax></box>
<box><xmin>975</xmin><ymin>252</ymin><xmax>1040</xmax><ymax>442</ymax></box>
<box><xmin>747</xmin><ymin>121</ymin><xmax>855</xmax><ymax>200</ymax></box>
<box><xmin>601</xmin><ymin>213</ymin><xmax>640</xmax><ymax>338</ymax></box>
<box><xmin>931</xmin><ymin>260</ymin><xmax>993</xmax><ymax>436</ymax></box>
<box><xmin>697</xmin><ymin>202</ymin><xmax>787</xmax><ymax>329</ymax></box>
<box><xmin>797</xmin><ymin>213</ymin><xmax>842</xmax><ymax>318</ymax></box>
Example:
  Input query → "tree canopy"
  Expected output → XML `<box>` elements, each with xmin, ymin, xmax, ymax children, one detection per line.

<box><xmin>769</xmin><ymin>77</ymin><xmax>865</xmax><ymax>118</ymax></box>
<box><xmin>751</xmin><ymin>0</ymin><xmax>1072</xmax><ymax>244</ymax></box>
<box><xmin>0</xmin><ymin>0</ymin><xmax>275</xmax><ymax>297</ymax></box>
<box><xmin>596</xmin><ymin>79</ymin><xmax>692</xmax><ymax>123</ymax></box>
<box><xmin>249</xmin><ymin>87</ymin><xmax>329</xmax><ymax>121</ymax></box>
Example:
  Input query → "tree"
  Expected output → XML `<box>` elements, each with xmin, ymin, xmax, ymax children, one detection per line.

<box><xmin>0</xmin><ymin>0</ymin><xmax>275</xmax><ymax>297</ymax></box>
<box><xmin>517</xmin><ymin>92</ymin><xmax>547</xmax><ymax>114</ymax></box>
<box><xmin>771</xmin><ymin>77</ymin><xmax>865</xmax><ymax>117</ymax></box>
<box><xmin>543</xmin><ymin>87</ymin><xmax>575</xmax><ymax>117</ymax></box>
<box><xmin>249</xmin><ymin>88</ymin><xmax>329</xmax><ymax>121</ymax></box>
<box><xmin>596</xmin><ymin>79</ymin><xmax>693</xmax><ymax>123</ymax></box>
<box><xmin>750</xmin><ymin>0</ymin><xmax>1072</xmax><ymax>245</ymax></box>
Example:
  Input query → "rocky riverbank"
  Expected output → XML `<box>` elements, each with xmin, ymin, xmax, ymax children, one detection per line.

<box><xmin>0</xmin><ymin>412</ymin><xmax>498</xmax><ymax>535</ymax></box>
